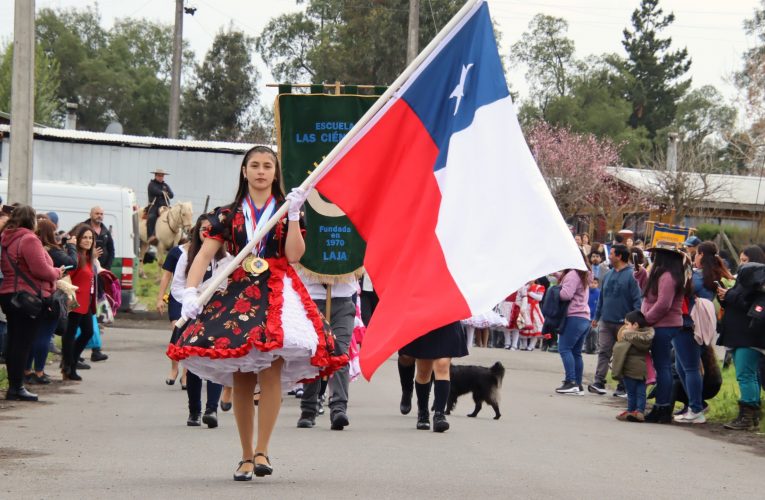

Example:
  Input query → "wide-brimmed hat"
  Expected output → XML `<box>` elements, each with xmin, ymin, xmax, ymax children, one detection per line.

<box><xmin>151</xmin><ymin>168</ymin><xmax>169</xmax><ymax>175</ymax></box>
<box><xmin>647</xmin><ymin>240</ymin><xmax>690</xmax><ymax>261</ymax></box>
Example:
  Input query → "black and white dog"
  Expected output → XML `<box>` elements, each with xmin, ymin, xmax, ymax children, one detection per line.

<box><xmin>446</xmin><ymin>362</ymin><xmax>505</xmax><ymax>420</ymax></box>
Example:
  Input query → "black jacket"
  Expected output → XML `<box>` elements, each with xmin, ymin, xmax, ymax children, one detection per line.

<box><xmin>47</xmin><ymin>243</ymin><xmax>77</xmax><ymax>268</ymax></box>
<box><xmin>81</xmin><ymin>220</ymin><xmax>115</xmax><ymax>270</ymax></box>
<box><xmin>148</xmin><ymin>179</ymin><xmax>174</xmax><ymax>212</ymax></box>
<box><xmin>718</xmin><ymin>263</ymin><xmax>765</xmax><ymax>349</ymax></box>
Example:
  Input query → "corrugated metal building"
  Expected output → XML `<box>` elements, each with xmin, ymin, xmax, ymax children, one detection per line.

<box><xmin>0</xmin><ymin>125</ymin><xmax>258</xmax><ymax>214</ymax></box>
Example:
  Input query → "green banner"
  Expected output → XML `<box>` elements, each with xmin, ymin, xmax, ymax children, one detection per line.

<box><xmin>277</xmin><ymin>93</ymin><xmax>379</xmax><ymax>280</ymax></box>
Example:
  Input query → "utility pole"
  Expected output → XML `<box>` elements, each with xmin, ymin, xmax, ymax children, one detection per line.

<box><xmin>666</xmin><ymin>132</ymin><xmax>679</xmax><ymax>173</ymax></box>
<box><xmin>406</xmin><ymin>0</ymin><xmax>419</xmax><ymax>64</ymax></box>
<box><xmin>168</xmin><ymin>0</ymin><xmax>183</xmax><ymax>139</ymax></box>
<box><xmin>9</xmin><ymin>0</ymin><xmax>35</xmax><ymax>205</ymax></box>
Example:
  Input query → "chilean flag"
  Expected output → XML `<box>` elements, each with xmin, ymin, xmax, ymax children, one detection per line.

<box><xmin>316</xmin><ymin>1</ymin><xmax>584</xmax><ymax>379</ymax></box>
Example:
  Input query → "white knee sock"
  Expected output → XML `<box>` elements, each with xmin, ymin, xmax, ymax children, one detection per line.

<box><xmin>511</xmin><ymin>330</ymin><xmax>520</xmax><ymax>349</ymax></box>
<box><xmin>466</xmin><ymin>326</ymin><xmax>475</xmax><ymax>350</ymax></box>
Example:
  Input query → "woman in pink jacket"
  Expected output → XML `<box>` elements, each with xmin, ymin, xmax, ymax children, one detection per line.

<box><xmin>0</xmin><ymin>206</ymin><xmax>63</xmax><ymax>401</ymax></box>
<box><xmin>555</xmin><ymin>252</ymin><xmax>592</xmax><ymax>395</ymax></box>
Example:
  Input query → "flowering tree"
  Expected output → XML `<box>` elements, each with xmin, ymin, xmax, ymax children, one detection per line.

<box><xmin>528</xmin><ymin>123</ymin><xmax>615</xmax><ymax>215</ymax></box>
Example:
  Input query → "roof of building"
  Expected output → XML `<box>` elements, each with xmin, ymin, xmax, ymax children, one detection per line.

<box><xmin>0</xmin><ymin>124</ymin><xmax>265</xmax><ymax>154</ymax></box>
<box><xmin>606</xmin><ymin>166</ymin><xmax>765</xmax><ymax>212</ymax></box>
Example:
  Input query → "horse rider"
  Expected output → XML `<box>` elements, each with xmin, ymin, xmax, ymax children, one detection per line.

<box><xmin>147</xmin><ymin>168</ymin><xmax>174</xmax><ymax>245</ymax></box>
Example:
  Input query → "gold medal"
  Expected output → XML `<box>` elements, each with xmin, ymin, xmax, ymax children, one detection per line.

<box><xmin>251</xmin><ymin>257</ymin><xmax>269</xmax><ymax>274</ymax></box>
<box><xmin>242</xmin><ymin>254</ymin><xmax>269</xmax><ymax>275</ymax></box>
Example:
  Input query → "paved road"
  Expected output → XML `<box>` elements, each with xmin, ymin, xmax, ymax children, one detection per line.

<box><xmin>1</xmin><ymin>325</ymin><xmax>762</xmax><ymax>499</ymax></box>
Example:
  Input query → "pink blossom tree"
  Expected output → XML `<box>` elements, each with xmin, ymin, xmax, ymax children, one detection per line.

<box><xmin>527</xmin><ymin>122</ymin><xmax>648</xmax><ymax>233</ymax></box>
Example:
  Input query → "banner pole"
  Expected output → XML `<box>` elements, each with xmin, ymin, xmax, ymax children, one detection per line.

<box><xmin>175</xmin><ymin>0</ymin><xmax>483</xmax><ymax>329</ymax></box>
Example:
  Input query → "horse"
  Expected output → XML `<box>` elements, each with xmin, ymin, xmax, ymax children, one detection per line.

<box><xmin>139</xmin><ymin>201</ymin><xmax>193</xmax><ymax>273</ymax></box>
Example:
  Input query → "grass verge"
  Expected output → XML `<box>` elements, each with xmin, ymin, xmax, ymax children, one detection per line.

<box><xmin>135</xmin><ymin>261</ymin><xmax>161</xmax><ymax>309</ymax></box>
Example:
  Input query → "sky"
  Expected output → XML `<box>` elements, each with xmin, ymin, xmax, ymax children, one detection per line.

<box><xmin>0</xmin><ymin>0</ymin><xmax>762</xmax><ymax>111</ymax></box>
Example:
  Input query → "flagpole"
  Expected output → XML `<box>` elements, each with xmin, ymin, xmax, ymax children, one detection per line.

<box><xmin>175</xmin><ymin>0</ymin><xmax>484</xmax><ymax>329</ymax></box>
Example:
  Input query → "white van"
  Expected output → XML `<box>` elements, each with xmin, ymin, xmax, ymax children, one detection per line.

<box><xmin>0</xmin><ymin>180</ymin><xmax>139</xmax><ymax>310</ymax></box>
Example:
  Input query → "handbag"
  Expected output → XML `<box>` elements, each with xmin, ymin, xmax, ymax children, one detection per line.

<box><xmin>3</xmin><ymin>240</ymin><xmax>44</xmax><ymax>319</ymax></box>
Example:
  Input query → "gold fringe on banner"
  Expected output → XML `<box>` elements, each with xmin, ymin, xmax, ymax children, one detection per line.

<box><xmin>293</xmin><ymin>263</ymin><xmax>364</xmax><ymax>285</ymax></box>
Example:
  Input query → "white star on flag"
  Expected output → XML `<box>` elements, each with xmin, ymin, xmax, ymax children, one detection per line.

<box><xmin>449</xmin><ymin>63</ymin><xmax>474</xmax><ymax>115</ymax></box>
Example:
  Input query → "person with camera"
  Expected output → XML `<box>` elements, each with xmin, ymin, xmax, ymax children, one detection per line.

<box><xmin>60</xmin><ymin>225</ymin><xmax>99</xmax><ymax>382</ymax></box>
<box><xmin>0</xmin><ymin>205</ymin><xmax>64</xmax><ymax>401</ymax></box>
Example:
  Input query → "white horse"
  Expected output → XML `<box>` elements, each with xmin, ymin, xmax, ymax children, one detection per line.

<box><xmin>139</xmin><ymin>201</ymin><xmax>194</xmax><ymax>272</ymax></box>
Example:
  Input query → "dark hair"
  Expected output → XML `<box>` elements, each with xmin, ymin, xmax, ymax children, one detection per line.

<box><xmin>697</xmin><ymin>241</ymin><xmax>733</xmax><ymax>291</ymax></box>
<box><xmin>613</xmin><ymin>234</ymin><xmax>625</xmax><ymax>244</ymax></box>
<box><xmin>625</xmin><ymin>310</ymin><xmax>647</xmax><ymax>328</ymax></box>
<box><xmin>630</xmin><ymin>247</ymin><xmax>645</xmax><ymax>267</ymax></box>
<box><xmin>36</xmin><ymin>219</ymin><xmax>60</xmax><ymax>249</ymax></box>
<box><xmin>3</xmin><ymin>204</ymin><xmax>36</xmax><ymax>231</ymax></box>
<box><xmin>562</xmin><ymin>248</ymin><xmax>592</xmax><ymax>288</ymax></box>
<box><xmin>185</xmin><ymin>214</ymin><xmax>227</xmax><ymax>276</ymax></box>
<box><xmin>73</xmin><ymin>224</ymin><xmax>95</xmax><ymax>268</ymax></box>
<box><xmin>232</xmin><ymin>146</ymin><xmax>285</xmax><ymax>210</ymax></box>
<box><xmin>741</xmin><ymin>245</ymin><xmax>765</xmax><ymax>264</ymax></box>
<box><xmin>581</xmin><ymin>233</ymin><xmax>590</xmax><ymax>244</ymax></box>
<box><xmin>611</xmin><ymin>244</ymin><xmax>630</xmax><ymax>263</ymax></box>
<box><xmin>644</xmin><ymin>250</ymin><xmax>686</xmax><ymax>298</ymax></box>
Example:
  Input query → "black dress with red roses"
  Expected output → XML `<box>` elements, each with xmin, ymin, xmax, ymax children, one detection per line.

<box><xmin>166</xmin><ymin>202</ymin><xmax>348</xmax><ymax>389</ymax></box>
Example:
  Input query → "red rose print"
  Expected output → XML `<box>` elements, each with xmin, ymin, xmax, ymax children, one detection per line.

<box><xmin>233</xmin><ymin>212</ymin><xmax>245</xmax><ymax>226</ymax></box>
<box><xmin>244</xmin><ymin>285</ymin><xmax>261</xmax><ymax>300</ymax></box>
<box><xmin>234</xmin><ymin>298</ymin><xmax>251</xmax><ymax>314</ymax></box>
<box><xmin>232</xmin><ymin>267</ymin><xmax>247</xmax><ymax>282</ymax></box>
<box><xmin>214</xmin><ymin>337</ymin><xmax>231</xmax><ymax>349</ymax></box>
<box><xmin>233</xmin><ymin>327</ymin><xmax>242</xmax><ymax>336</ymax></box>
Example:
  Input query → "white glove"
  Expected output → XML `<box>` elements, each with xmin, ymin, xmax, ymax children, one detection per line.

<box><xmin>286</xmin><ymin>187</ymin><xmax>308</xmax><ymax>221</ymax></box>
<box><xmin>181</xmin><ymin>287</ymin><xmax>202</xmax><ymax>320</ymax></box>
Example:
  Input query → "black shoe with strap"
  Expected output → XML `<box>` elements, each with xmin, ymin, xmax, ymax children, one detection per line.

<box><xmin>644</xmin><ymin>405</ymin><xmax>672</xmax><ymax>424</ymax></box>
<box><xmin>233</xmin><ymin>460</ymin><xmax>254</xmax><ymax>481</ymax></box>
<box><xmin>254</xmin><ymin>452</ymin><xmax>273</xmax><ymax>477</ymax></box>
<box><xmin>91</xmin><ymin>349</ymin><xmax>109</xmax><ymax>362</ymax></box>
<box><xmin>416</xmin><ymin>409</ymin><xmax>430</xmax><ymax>430</ymax></box>
<box><xmin>202</xmin><ymin>409</ymin><xmax>218</xmax><ymax>428</ymax></box>
<box><xmin>187</xmin><ymin>412</ymin><xmax>201</xmax><ymax>426</ymax></box>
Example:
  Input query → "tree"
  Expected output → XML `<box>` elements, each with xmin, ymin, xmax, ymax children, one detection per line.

<box><xmin>35</xmin><ymin>6</ymin><xmax>193</xmax><ymax>135</ymax></box>
<box><xmin>0</xmin><ymin>43</ymin><xmax>62</xmax><ymax>126</ymax></box>
<box><xmin>619</xmin><ymin>0</ymin><xmax>691</xmax><ymax>141</ymax></box>
<box><xmin>182</xmin><ymin>28</ymin><xmax>259</xmax><ymax>141</ymax></box>
<box><xmin>527</xmin><ymin>122</ymin><xmax>622</xmax><ymax>218</ymax></box>
<box><xmin>642</xmin><ymin>140</ymin><xmax>730</xmax><ymax>224</ymax></box>
<box><xmin>735</xmin><ymin>1</ymin><xmax>765</xmax><ymax>165</ymax></box>
<box><xmin>510</xmin><ymin>14</ymin><xmax>579</xmax><ymax>110</ymax></box>
<box><xmin>542</xmin><ymin>55</ymin><xmax>652</xmax><ymax>165</ymax></box>
<box><xmin>257</xmin><ymin>12</ymin><xmax>318</xmax><ymax>82</ymax></box>
<box><xmin>36</xmin><ymin>6</ymin><xmax>109</xmax><ymax>131</ymax></box>
<box><xmin>257</xmin><ymin>0</ymin><xmax>465</xmax><ymax>85</ymax></box>
<box><xmin>665</xmin><ymin>85</ymin><xmax>736</xmax><ymax>143</ymax></box>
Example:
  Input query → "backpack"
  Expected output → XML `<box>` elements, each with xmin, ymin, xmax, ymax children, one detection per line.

<box><xmin>541</xmin><ymin>285</ymin><xmax>570</xmax><ymax>334</ymax></box>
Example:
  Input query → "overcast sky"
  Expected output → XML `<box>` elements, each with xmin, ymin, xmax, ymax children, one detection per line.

<box><xmin>1</xmin><ymin>0</ymin><xmax>761</xmax><ymax>108</ymax></box>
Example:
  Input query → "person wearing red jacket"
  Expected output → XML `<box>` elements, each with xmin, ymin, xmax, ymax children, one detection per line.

<box><xmin>0</xmin><ymin>205</ymin><xmax>63</xmax><ymax>401</ymax></box>
<box><xmin>61</xmin><ymin>225</ymin><xmax>99</xmax><ymax>382</ymax></box>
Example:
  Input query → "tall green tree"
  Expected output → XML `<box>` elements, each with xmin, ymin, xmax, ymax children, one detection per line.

<box><xmin>735</xmin><ymin>0</ymin><xmax>765</xmax><ymax>149</ymax></box>
<box><xmin>257</xmin><ymin>0</ymin><xmax>464</xmax><ymax>85</ymax></box>
<box><xmin>510</xmin><ymin>14</ymin><xmax>579</xmax><ymax>110</ymax></box>
<box><xmin>35</xmin><ymin>6</ymin><xmax>109</xmax><ymax>130</ymax></box>
<box><xmin>182</xmin><ymin>28</ymin><xmax>259</xmax><ymax>141</ymax></box>
<box><xmin>35</xmin><ymin>6</ymin><xmax>192</xmax><ymax>135</ymax></box>
<box><xmin>619</xmin><ymin>0</ymin><xmax>691</xmax><ymax>140</ymax></box>
<box><xmin>0</xmin><ymin>43</ymin><xmax>62</xmax><ymax>126</ymax></box>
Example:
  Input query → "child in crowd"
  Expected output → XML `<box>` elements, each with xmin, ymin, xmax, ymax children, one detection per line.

<box><xmin>611</xmin><ymin>310</ymin><xmax>654</xmax><ymax>422</ymax></box>
<box><xmin>519</xmin><ymin>279</ymin><xmax>545</xmax><ymax>351</ymax></box>
<box><xmin>584</xmin><ymin>278</ymin><xmax>600</xmax><ymax>354</ymax></box>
